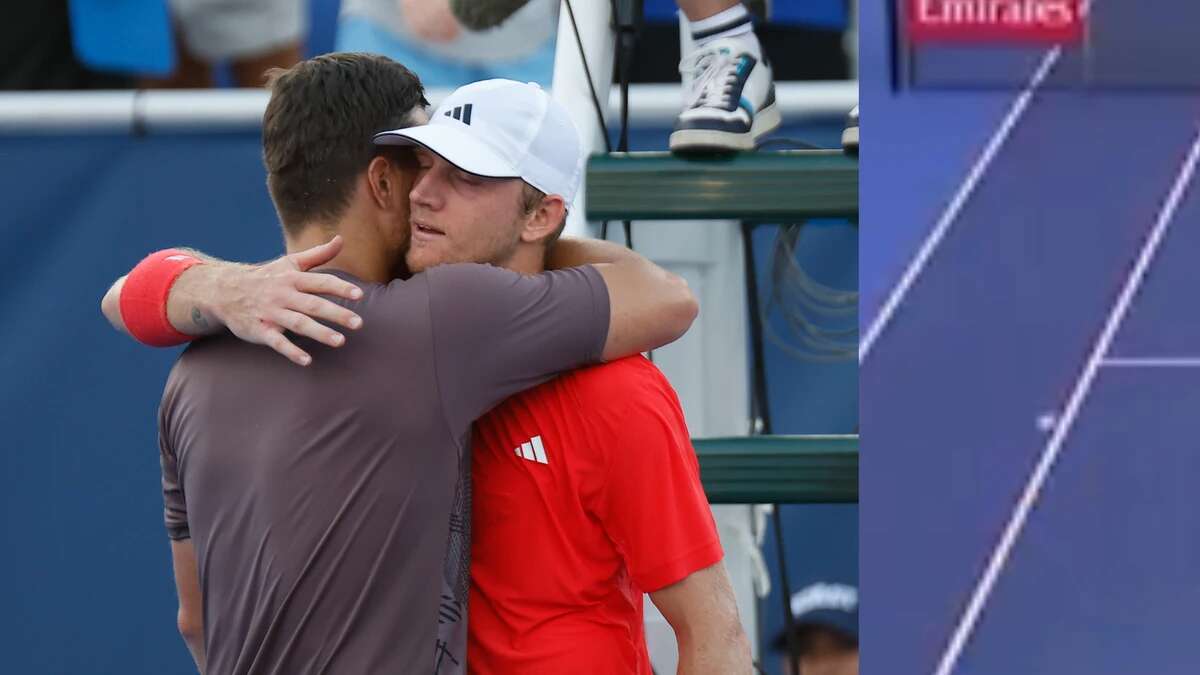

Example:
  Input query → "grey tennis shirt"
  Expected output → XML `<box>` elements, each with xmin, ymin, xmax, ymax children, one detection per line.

<box><xmin>158</xmin><ymin>263</ymin><xmax>610</xmax><ymax>674</ymax></box>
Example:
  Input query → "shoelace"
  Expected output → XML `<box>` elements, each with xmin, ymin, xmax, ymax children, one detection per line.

<box><xmin>679</xmin><ymin>47</ymin><xmax>740</xmax><ymax>111</ymax></box>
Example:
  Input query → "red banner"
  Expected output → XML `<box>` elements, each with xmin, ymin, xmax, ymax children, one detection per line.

<box><xmin>907</xmin><ymin>0</ymin><xmax>1086</xmax><ymax>44</ymax></box>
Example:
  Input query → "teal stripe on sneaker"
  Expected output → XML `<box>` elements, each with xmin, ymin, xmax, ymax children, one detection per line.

<box><xmin>739</xmin><ymin>96</ymin><xmax>755</xmax><ymax>116</ymax></box>
<box><xmin>737</xmin><ymin>55</ymin><xmax>752</xmax><ymax>78</ymax></box>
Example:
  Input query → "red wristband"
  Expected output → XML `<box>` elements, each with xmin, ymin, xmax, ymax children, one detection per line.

<box><xmin>119</xmin><ymin>249</ymin><xmax>205</xmax><ymax>347</ymax></box>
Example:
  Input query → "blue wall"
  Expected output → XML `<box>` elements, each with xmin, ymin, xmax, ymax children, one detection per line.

<box><xmin>1</xmin><ymin>132</ymin><xmax>282</xmax><ymax>673</ymax></box>
<box><xmin>0</xmin><ymin>122</ymin><xmax>854</xmax><ymax>672</ymax></box>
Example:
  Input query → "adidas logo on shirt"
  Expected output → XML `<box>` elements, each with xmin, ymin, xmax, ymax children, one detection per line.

<box><xmin>514</xmin><ymin>435</ymin><xmax>548</xmax><ymax>465</ymax></box>
<box><xmin>443</xmin><ymin>103</ymin><xmax>474</xmax><ymax>125</ymax></box>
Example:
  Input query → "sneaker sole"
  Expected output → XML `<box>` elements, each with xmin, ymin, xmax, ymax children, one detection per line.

<box><xmin>669</xmin><ymin>103</ymin><xmax>783</xmax><ymax>153</ymax></box>
<box><xmin>842</xmin><ymin>126</ymin><xmax>858</xmax><ymax>154</ymax></box>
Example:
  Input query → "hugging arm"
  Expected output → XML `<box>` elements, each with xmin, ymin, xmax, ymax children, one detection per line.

<box><xmin>546</xmin><ymin>236</ymin><xmax>699</xmax><ymax>360</ymax></box>
<box><xmin>99</xmin><ymin>237</ymin><xmax>363</xmax><ymax>365</ymax></box>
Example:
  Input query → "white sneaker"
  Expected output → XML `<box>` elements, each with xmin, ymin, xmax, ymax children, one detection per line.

<box><xmin>670</xmin><ymin>37</ymin><xmax>781</xmax><ymax>153</ymax></box>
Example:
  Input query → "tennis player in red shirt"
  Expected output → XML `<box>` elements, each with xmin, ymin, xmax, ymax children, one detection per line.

<box><xmin>469</xmin><ymin>356</ymin><xmax>748</xmax><ymax>673</ymax></box>
<box><xmin>376</xmin><ymin>81</ymin><xmax>753</xmax><ymax>674</ymax></box>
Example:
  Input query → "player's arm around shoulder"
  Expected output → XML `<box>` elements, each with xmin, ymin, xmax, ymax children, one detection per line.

<box><xmin>547</xmin><ymin>237</ymin><xmax>699</xmax><ymax>360</ymax></box>
<box><xmin>422</xmin><ymin>260</ymin><xmax>617</xmax><ymax>425</ymax></box>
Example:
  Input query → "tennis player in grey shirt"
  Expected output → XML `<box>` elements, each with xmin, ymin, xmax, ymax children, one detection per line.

<box><xmin>101</xmin><ymin>54</ymin><xmax>698</xmax><ymax>674</ymax></box>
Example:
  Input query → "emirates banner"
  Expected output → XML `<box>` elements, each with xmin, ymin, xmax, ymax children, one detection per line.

<box><xmin>906</xmin><ymin>0</ymin><xmax>1086</xmax><ymax>44</ymax></box>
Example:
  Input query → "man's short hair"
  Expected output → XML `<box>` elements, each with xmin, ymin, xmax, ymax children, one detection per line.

<box><xmin>263</xmin><ymin>53</ymin><xmax>428</xmax><ymax>234</ymax></box>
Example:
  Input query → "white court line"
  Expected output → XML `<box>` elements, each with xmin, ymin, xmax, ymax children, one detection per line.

<box><xmin>932</xmin><ymin>121</ymin><xmax>1200</xmax><ymax>675</ymax></box>
<box><xmin>1102</xmin><ymin>357</ymin><xmax>1200</xmax><ymax>368</ymax></box>
<box><xmin>858</xmin><ymin>47</ymin><xmax>1062</xmax><ymax>363</ymax></box>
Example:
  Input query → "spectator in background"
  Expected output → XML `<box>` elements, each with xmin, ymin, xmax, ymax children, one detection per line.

<box><xmin>336</xmin><ymin>0</ymin><xmax>559</xmax><ymax>89</ymax></box>
<box><xmin>145</xmin><ymin>0</ymin><xmax>306</xmax><ymax>88</ymax></box>
<box><xmin>774</xmin><ymin>582</ymin><xmax>859</xmax><ymax>675</ymax></box>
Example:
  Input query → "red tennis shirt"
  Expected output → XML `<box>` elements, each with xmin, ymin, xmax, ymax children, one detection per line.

<box><xmin>469</xmin><ymin>355</ymin><xmax>723</xmax><ymax>674</ymax></box>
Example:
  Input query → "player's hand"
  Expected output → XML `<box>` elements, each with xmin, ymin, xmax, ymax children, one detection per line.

<box><xmin>400</xmin><ymin>0</ymin><xmax>462</xmax><ymax>43</ymax></box>
<box><xmin>211</xmin><ymin>236</ymin><xmax>364</xmax><ymax>366</ymax></box>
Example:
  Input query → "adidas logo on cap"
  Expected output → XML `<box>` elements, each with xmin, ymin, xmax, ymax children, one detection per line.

<box><xmin>443</xmin><ymin>104</ymin><xmax>473</xmax><ymax>125</ymax></box>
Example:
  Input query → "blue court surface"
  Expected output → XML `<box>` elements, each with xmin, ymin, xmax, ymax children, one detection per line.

<box><xmin>862</xmin><ymin>1</ymin><xmax>1200</xmax><ymax>673</ymax></box>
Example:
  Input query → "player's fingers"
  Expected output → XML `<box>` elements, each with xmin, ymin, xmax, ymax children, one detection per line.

<box><xmin>274</xmin><ymin>309</ymin><xmax>345</xmax><ymax>349</ymax></box>
<box><xmin>261</xmin><ymin>326</ymin><xmax>313</xmax><ymax>366</ymax></box>
<box><xmin>292</xmin><ymin>270</ymin><xmax>364</xmax><ymax>303</ymax></box>
<box><xmin>286</xmin><ymin>290</ymin><xmax>362</xmax><ymax>331</ymax></box>
<box><xmin>288</xmin><ymin>235</ymin><xmax>343</xmax><ymax>271</ymax></box>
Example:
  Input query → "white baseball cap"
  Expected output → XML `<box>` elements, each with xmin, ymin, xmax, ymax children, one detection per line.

<box><xmin>373</xmin><ymin>79</ymin><xmax>584</xmax><ymax>208</ymax></box>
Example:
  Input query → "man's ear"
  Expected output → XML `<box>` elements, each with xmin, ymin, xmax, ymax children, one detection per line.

<box><xmin>366</xmin><ymin>155</ymin><xmax>399</xmax><ymax>209</ymax></box>
<box><xmin>519</xmin><ymin>194</ymin><xmax>567</xmax><ymax>244</ymax></box>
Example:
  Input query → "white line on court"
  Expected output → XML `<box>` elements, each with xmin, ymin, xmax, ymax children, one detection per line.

<box><xmin>858</xmin><ymin>47</ymin><xmax>1062</xmax><ymax>363</ymax></box>
<box><xmin>1101</xmin><ymin>357</ymin><xmax>1200</xmax><ymax>368</ymax></box>
<box><xmin>932</xmin><ymin>120</ymin><xmax>1200</xmax><ymax>675</ymax></box>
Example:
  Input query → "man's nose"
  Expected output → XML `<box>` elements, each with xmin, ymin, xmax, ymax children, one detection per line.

<box><xmin>410</xmin><ymin>171</ymin><xmax>443</xmax><ymax>210</ymax></box>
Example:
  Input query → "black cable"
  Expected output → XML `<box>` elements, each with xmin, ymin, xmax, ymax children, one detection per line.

<box><xmin>612</xmin><ymin>0</ymin><xmax>638</xmax><ymax>251</ymax></box>
<box><xmin>773</xmin><ymin>506</ymin><xmax>801</xmax><ymax>675</ymax></box>
<box><xmin>742</xmin><ymin>221</ymin><xmax>772</xmax><ymax>434</ymax></box>
<box><xmin>615</xmin><ymin>0</ymin><xmax>633</xmax><ymax>155</ymax></box>
<box><xmin>565</xmin><ymin>0</ymin><xmax>619</xmax><ymax>247</ymax></box>
<box><xmin>610</xmin><ymin>1</ymin><xmax>640</xmax><ymax>359</ymax></box>
<box><xmin>746</xmin><ymin>224</ymin><xmax>768</xmax><ymax>559</ymax></box>
<box><xmin>744</xmin><ymin>220</ymin><xmax>800</xmax><ymax>675</ymax></box>
<box><xmin>563</xmin><ymin>0</ymin><xmax>612</xmax><ymax>154</ymax></box>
